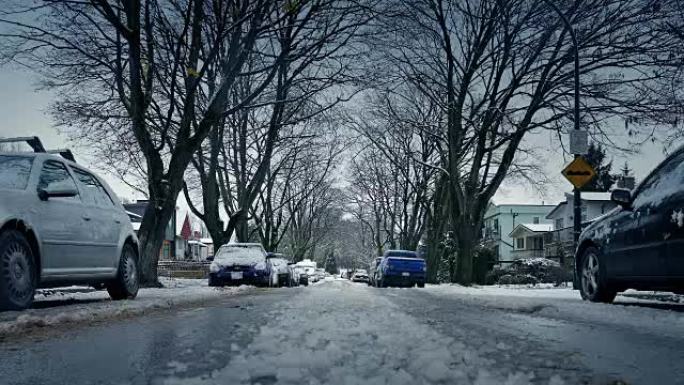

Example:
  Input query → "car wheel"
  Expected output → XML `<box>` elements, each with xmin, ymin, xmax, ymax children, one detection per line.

<box><xmin>107</xmin><ymin>244</ymin><xmax>139</xmax><ymax>300</ymax></box>
<box><xmin>0</xmin><ymin>230</ymin><xmax>36</xmax><ymax>310</ymax></box>
<box><xmin>417</xmin><ymin>282</ymin><xmax>425</xmax><ymax>288</ymax></box>
<box><xmin>208</xmin><ymin>275</ymin><xmax>222</xmax><ymax>287</ymax></box>
<box><xmin>579</xmin><ymin>247</ymin><xmax>616</xmax><ymax>303</ymax></box>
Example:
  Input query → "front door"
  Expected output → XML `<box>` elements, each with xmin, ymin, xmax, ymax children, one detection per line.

<box><xmin>31</xmin><ymin>160</ymin><xmax>91</xmax><ymax>277</ymax></box>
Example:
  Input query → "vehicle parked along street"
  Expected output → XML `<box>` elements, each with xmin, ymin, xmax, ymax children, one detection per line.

<box><xmin>266</xmin><ymin>253</ymin><xmax>290</xmax><ymax>287</ymax></box>
<box><xmin>351</xmin><ymin>271</ymin><xmax>369</xmax><ymax>283</ymax></box>
<box><xmin>0</xmin><ymin>137</ymin><xmax>140</xmax><ymax>310</ymax></box>
<box><xmin>576</xmin><ymin>147</ymin><xmax>684</xmax><ymax>303</ymax></box>
<box><xmin>208</xmin><ymin>243</ymin><xmax>269</xmax><ymax>287</ymax></box>
<box><xmin>375</xmin><ymin>250</ymin><xmax>426</xmax><ymax>288</ymax></box>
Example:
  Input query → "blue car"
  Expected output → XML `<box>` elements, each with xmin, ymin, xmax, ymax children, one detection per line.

<box><xmin>375</xmin><ymin>250</ymin><xmax>427</xmax><ymax>288</ymax></box>
<box><xmin>208</xmin><ymin>243</ymin><xmax>270</xmax><ymax>287</ymax></box>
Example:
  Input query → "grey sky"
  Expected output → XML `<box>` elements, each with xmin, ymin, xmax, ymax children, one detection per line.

<box><xmin>0</xmin><ymin>66</ymin><xmax>679</xmax><ymax>208</ymax></box>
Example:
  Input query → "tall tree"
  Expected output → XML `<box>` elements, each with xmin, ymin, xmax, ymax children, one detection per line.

<box><xmin>0</xmin><ymin>0</ymin><xmax>282</xmax><ymax>284</ymax></box>
<box><xmin>370</xmin><ymin>0</ymin><xmax>679</xmax><ymax>284</ymax></box>
<box><xmin>182</xmin><ymin>0</ymin><xmax>373</xmax><ymax>249</ymax></box>
<box><xmin>582</xmin><ymin>143</ymin><xmax>615</xmax><ymax>192</ymax></box>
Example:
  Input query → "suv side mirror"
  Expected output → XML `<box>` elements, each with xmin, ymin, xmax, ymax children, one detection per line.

<box><xmin>38</xmin><ymin>187</ymin><xmax>79</xmax><ymax>201</ymax></box>
<box><xmin>611</xmin><ymin>188</ymin><xmax>632</xmax><ymax>209</ymax></box>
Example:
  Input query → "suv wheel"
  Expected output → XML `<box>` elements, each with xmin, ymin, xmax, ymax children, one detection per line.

<box><xmin>107</xmin><ymin>244</ymin><xmax>139</xmax><ymax>300</ymax></box>
<box><xmin>579</xmin><ymin>247</ymin><xmax>616</xmax><ymax>303</ymax></box>
<box><xmin>0</xmin><ymin>230</ymin><xmax>36</xmax><ymax>310</ymax></box>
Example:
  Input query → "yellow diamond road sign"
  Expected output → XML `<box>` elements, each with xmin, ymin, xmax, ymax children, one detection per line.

<box><xmin>562</xmin><ymin>156</ymin><xmax>596</xmax><ymax>189</ymax></box>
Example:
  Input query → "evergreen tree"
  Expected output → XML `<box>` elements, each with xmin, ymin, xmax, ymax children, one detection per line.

<box><xmin>324</xmin><ymin>250</ymin><xmax>338</xmax><ymax>275</ymax></box>
<box><xmin>582</xmin><ymin>143</ymin><xmax>615</xmax><ymax>192</ymax></box>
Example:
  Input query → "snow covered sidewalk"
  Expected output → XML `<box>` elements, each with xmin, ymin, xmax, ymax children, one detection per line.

<box><xmin>0</xmin><ymin>278</ymin><xmax>251</xmax><ymax>339</ymax></box>
<box><xmin>163</xmin><ymin>280</ymin><xmax>567</xmax><ymax>385</ymax></box>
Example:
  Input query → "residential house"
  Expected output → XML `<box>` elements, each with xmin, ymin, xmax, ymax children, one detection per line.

<box><xmin>482</xmin><ymin>203</ymin><xmax>556</xmax><ymax>262</ymax></box>
<box><xmin>124</xmin><ymin>200</ymin><xmax>177</xmax><ymax>260</ymax></box>
<box><xmin>509</xmin><ymin>223</ymin><xmax>554</xmax><ymax>259</ymax></box>
<box><xmin>544</xmin><ymin>191</ymin><xmax>619</xmax><ymax>260</ymax></box>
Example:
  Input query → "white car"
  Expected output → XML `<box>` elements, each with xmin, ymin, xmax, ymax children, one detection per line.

<box><xmin>0</xmin><ymin>138</ymin><xmax>140</xmax><ymax>310</ymax></box>
<box><xmin>267</xmin><ymin>256</ymin><xmax>290</xmax><ymax>287</ymax></box>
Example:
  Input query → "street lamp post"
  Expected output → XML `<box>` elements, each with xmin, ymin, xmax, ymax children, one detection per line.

<box><xmin>538</xmin><ymin>1</ymin><xmax>582</xmax><ymax>265</ymax></box>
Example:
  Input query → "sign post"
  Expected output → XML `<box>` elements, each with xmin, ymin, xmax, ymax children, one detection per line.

<box><xmin>562</xmin><ymin>154</ymin><xmax>595</xmax><ymax>269</ymax></box>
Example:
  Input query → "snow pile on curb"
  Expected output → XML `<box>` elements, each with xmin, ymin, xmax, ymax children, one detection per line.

<box><xmin>162</xmin><ymin>281</ymin><xmax>564</xmax><ymax>385</ymax></box>
<box><xmin>424</xmin><ymin>284</ymin><xmax>684</xmax><ymax>339</ymax></box>
<box><xmin>0</xmin><ymin>278</ymin><xmax>251</xmax><ymax>338</ymax></box>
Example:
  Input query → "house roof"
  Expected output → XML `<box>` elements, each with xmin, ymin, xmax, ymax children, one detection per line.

<box><xmin>545</xmin><ymin>201</ymin><xmax>567</xmax><ymax>219</ymax></box>
<box><xmin>509</xmin><ymin>223</ymin><xmax>553</xmax><ymax>238</ymax></box>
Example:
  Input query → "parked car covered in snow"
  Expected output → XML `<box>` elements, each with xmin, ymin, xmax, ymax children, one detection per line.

<box><xmin>0</xmin><ymin>138</ymin><xmax>140</xmax><ymax>310</ymax></box>
<box><xmin>266</xmin><ymin>253</ymin><xmax>290</xmax><ymax>287</ymax></box>
<box><xmin>287</xmin><ymin>262</ymin><xmax>300</xmax><ymax>287</ymax></box>
<box><xmin>576</xmin><ymin>147</ymin><xmax>684</xmax><ymax>303</ymax></box>
<box><xmin>351</xmin><ymin>271</ymin><xmax>369</xmax><ymax>283</ymax></box>
<box><xmin>208</xmin><ymin>243</ymin><xmax>269</xmax><ymax>287</ymax></box>
<box><xmin>296</xmin><ymin>259</ymin><xmax>317</xmax><ymax>283</ymax></box>
<box><xmin>369</xmin><ymin>257</ymin><xmax>382</xmax><ymax>286</ymax></box>
<box><xmin>375</xmin><ymin>250</ymin><xmax>426</xmax><ymax>288</ymax></box>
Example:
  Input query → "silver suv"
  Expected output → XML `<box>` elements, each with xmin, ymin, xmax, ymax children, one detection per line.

<box><xmin>0</xmin><ymin>149</ymin><xmax>139</xmax><ymax>310</ymax></box>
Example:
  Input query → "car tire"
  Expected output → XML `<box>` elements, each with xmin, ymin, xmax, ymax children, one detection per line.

<box><xmin>107</xmin><ymin>244</ymin><xmax>139</xmax><ymax>301</ymax></box>
<box><xmin>208</xmin><ymin>275</ymin><xmax>222</xmax><ymax>287</ymax></box>
<box><xmin>0</xmin><ymin>230</ymin><xmax>37</xmax><ymax>311</ymax></box>
<box><xmin>417</xmin><ymin>282</ymin><xmax>425</xmax><ymax>288</ymax></box>
<box><xmin>579</xmin><ymin>246</ymin><xmax>617</xmax><ymax>303</ymax></box>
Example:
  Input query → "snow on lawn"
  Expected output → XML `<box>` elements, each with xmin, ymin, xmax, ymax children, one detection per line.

<box><xmin>162</xmin><ymin>281</ymin><xmax>565</xmax><ymax>385</ymax></box>
<box><xmin>423</xmin><ymin>284</ymin><xmax>684</xmax><ymax>339</ymax></box>
<box><xmin>0</xmin><ymin>278</ymin><xmax>251</xmax><ymax>338</ymax></box>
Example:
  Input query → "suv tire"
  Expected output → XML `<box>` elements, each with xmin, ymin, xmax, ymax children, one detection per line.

<box><xmin>0</xmin><ymin>230</ymin><xmax>36</xmax><ymax>310</ymax></box>
<box><xmin>579</xmin><ymin>246</ymin><xmax>617</xmax><ymax>303</ymax></box>
<box><xmin>107</xmin><ymin>244</ymin><xmax>139</xmax><ymax>300</ymax></box>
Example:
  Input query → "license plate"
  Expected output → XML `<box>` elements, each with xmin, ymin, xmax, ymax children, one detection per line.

<box><xmin>402</xmin><ymin>272</ymin><xmax>410</xmax><ymax>277</ymax></box>
<box><xmin>231</xmin><ymin>272</ymin><xmax>243</xmax><ymax>280</ymax></box>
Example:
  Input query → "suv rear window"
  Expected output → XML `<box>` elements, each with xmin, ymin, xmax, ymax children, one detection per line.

<box><xmin>0</xmin><ymin>155</ymin><xmax>33</xmax><ymax>190</ymax></box>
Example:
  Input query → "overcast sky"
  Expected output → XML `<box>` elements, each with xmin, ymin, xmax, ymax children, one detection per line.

<box><xmin>1</xmin><ymin>66</ymin><xmax>680</xmax><ymax>210</ymax></box>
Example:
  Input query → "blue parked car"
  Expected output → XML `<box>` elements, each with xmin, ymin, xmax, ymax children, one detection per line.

<box><xmin>208</xmin><ymin>243</ymin><xmax>270</xmax><ymax>287</ymax></box>
<box><xmin>375</xmin><ymin>250</ymin><xmax>426</xmax><ymax>288</ymax></box>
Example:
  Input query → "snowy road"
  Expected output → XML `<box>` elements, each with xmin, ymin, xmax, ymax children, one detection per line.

<box><xmin>0</xmin><ymin>279</ymin><xmax>683</xmax><ymax>385</ymax></box>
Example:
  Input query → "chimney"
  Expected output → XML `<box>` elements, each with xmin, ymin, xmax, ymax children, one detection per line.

<box><xmin>617</xmin><ymin>176</ymin><xmax>635</xmax><ymax>190</ymax></box>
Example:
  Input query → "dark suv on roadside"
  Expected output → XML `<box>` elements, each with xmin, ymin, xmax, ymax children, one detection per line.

<box><xmin>576</xmin><ymin>147</ymin><xmax>684</xmax><ymax>303</ymax></box>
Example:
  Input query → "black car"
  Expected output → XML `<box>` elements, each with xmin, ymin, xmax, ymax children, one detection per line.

<box><xmin>576</xmin><ymin>148</ymin><xmax>684</xmax><ymax>303</ymax></box>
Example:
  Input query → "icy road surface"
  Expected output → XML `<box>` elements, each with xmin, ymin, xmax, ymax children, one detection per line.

<box><xmin>0</xmin><ymin>279</ymin><xmax>683</xmax><ymax>385</ymax></box>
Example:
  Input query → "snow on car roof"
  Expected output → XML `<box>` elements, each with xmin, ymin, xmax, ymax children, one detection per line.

<box><xmin>214</xmin><ymin>244</ymin><xmax>266</xmax><ymax>266</ymax></box>
<box><xmin>577</xmin><ymin>192</ymin><xmax>613</xmax><ymax>201</ymax></box>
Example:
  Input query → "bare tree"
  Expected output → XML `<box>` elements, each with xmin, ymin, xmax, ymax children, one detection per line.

<box><xmin>367</xmin><ymin>0</ymin><xmax>679</xmax><ymax>284</ymax></box>
<box><xmin>182</xmin><ymin>0</ymin><xmax>374</xmax><ymax>250</ymax></box>
<box><xmin>0</xmin><ymin>0</ymin><xmax>286</xmax><ymax>284</ymax></box>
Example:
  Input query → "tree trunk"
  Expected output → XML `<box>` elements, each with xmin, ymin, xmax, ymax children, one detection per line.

<box><xmin>453</xmin><ymin>224</ymin><xmax>476</xmax><ymax>285</ymax></box>
<box><xmin>137</xmin><ymin>195</ymin><xmax>177</xmax><ymax>287</ymax></box>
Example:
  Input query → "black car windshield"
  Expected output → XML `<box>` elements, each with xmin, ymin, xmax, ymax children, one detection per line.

<box><xmin>0</xmin><ymin>155</ymin><xmax>33</xmax><ymax>190</ymax></box>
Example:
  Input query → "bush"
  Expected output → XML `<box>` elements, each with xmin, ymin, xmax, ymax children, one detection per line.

<box><xmin>497</xmin><ymin>273</ymin><xmax>539</xmax><ymax>285</ymax></box>
<box><xmin>488</xmin><ymin>258</ymin><xmax>572</xmax><ymax>286</ymax></box>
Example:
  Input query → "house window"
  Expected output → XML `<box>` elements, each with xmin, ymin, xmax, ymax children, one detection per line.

<box><xmin>493</xmin><ymin>218</ymin><xmax>499</xmax><ymax>232</ymax></box>
<box><xmin>581</xmin><ymin>206</ymin><xmax>588</xmax><ymax>222</ymax></box>
<box><xmin>533</xmin><ymin>217</ymin><xmax>540</xmax><ymax>224</ymax></box>
<box><xmin>555</xmin><ymin>218</ymin><xmax>564</xmax><ymax>229</ymax></box>
<box><xmin>516</xmin><ymin>238</ymin><xmax>525</xmax><ymax>249</ymax></box>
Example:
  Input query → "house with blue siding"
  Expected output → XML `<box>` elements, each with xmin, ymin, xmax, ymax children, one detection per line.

<box><xmin>482</xmin><ymin>203</ymin><xmax>556</xmax><ymax>262</ymax></box>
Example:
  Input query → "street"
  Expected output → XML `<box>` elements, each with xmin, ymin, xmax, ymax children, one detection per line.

<box><xmin>1</xmin><ymin>280</ymin><xmax>682</xmax><ymax>385</ymax></box>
